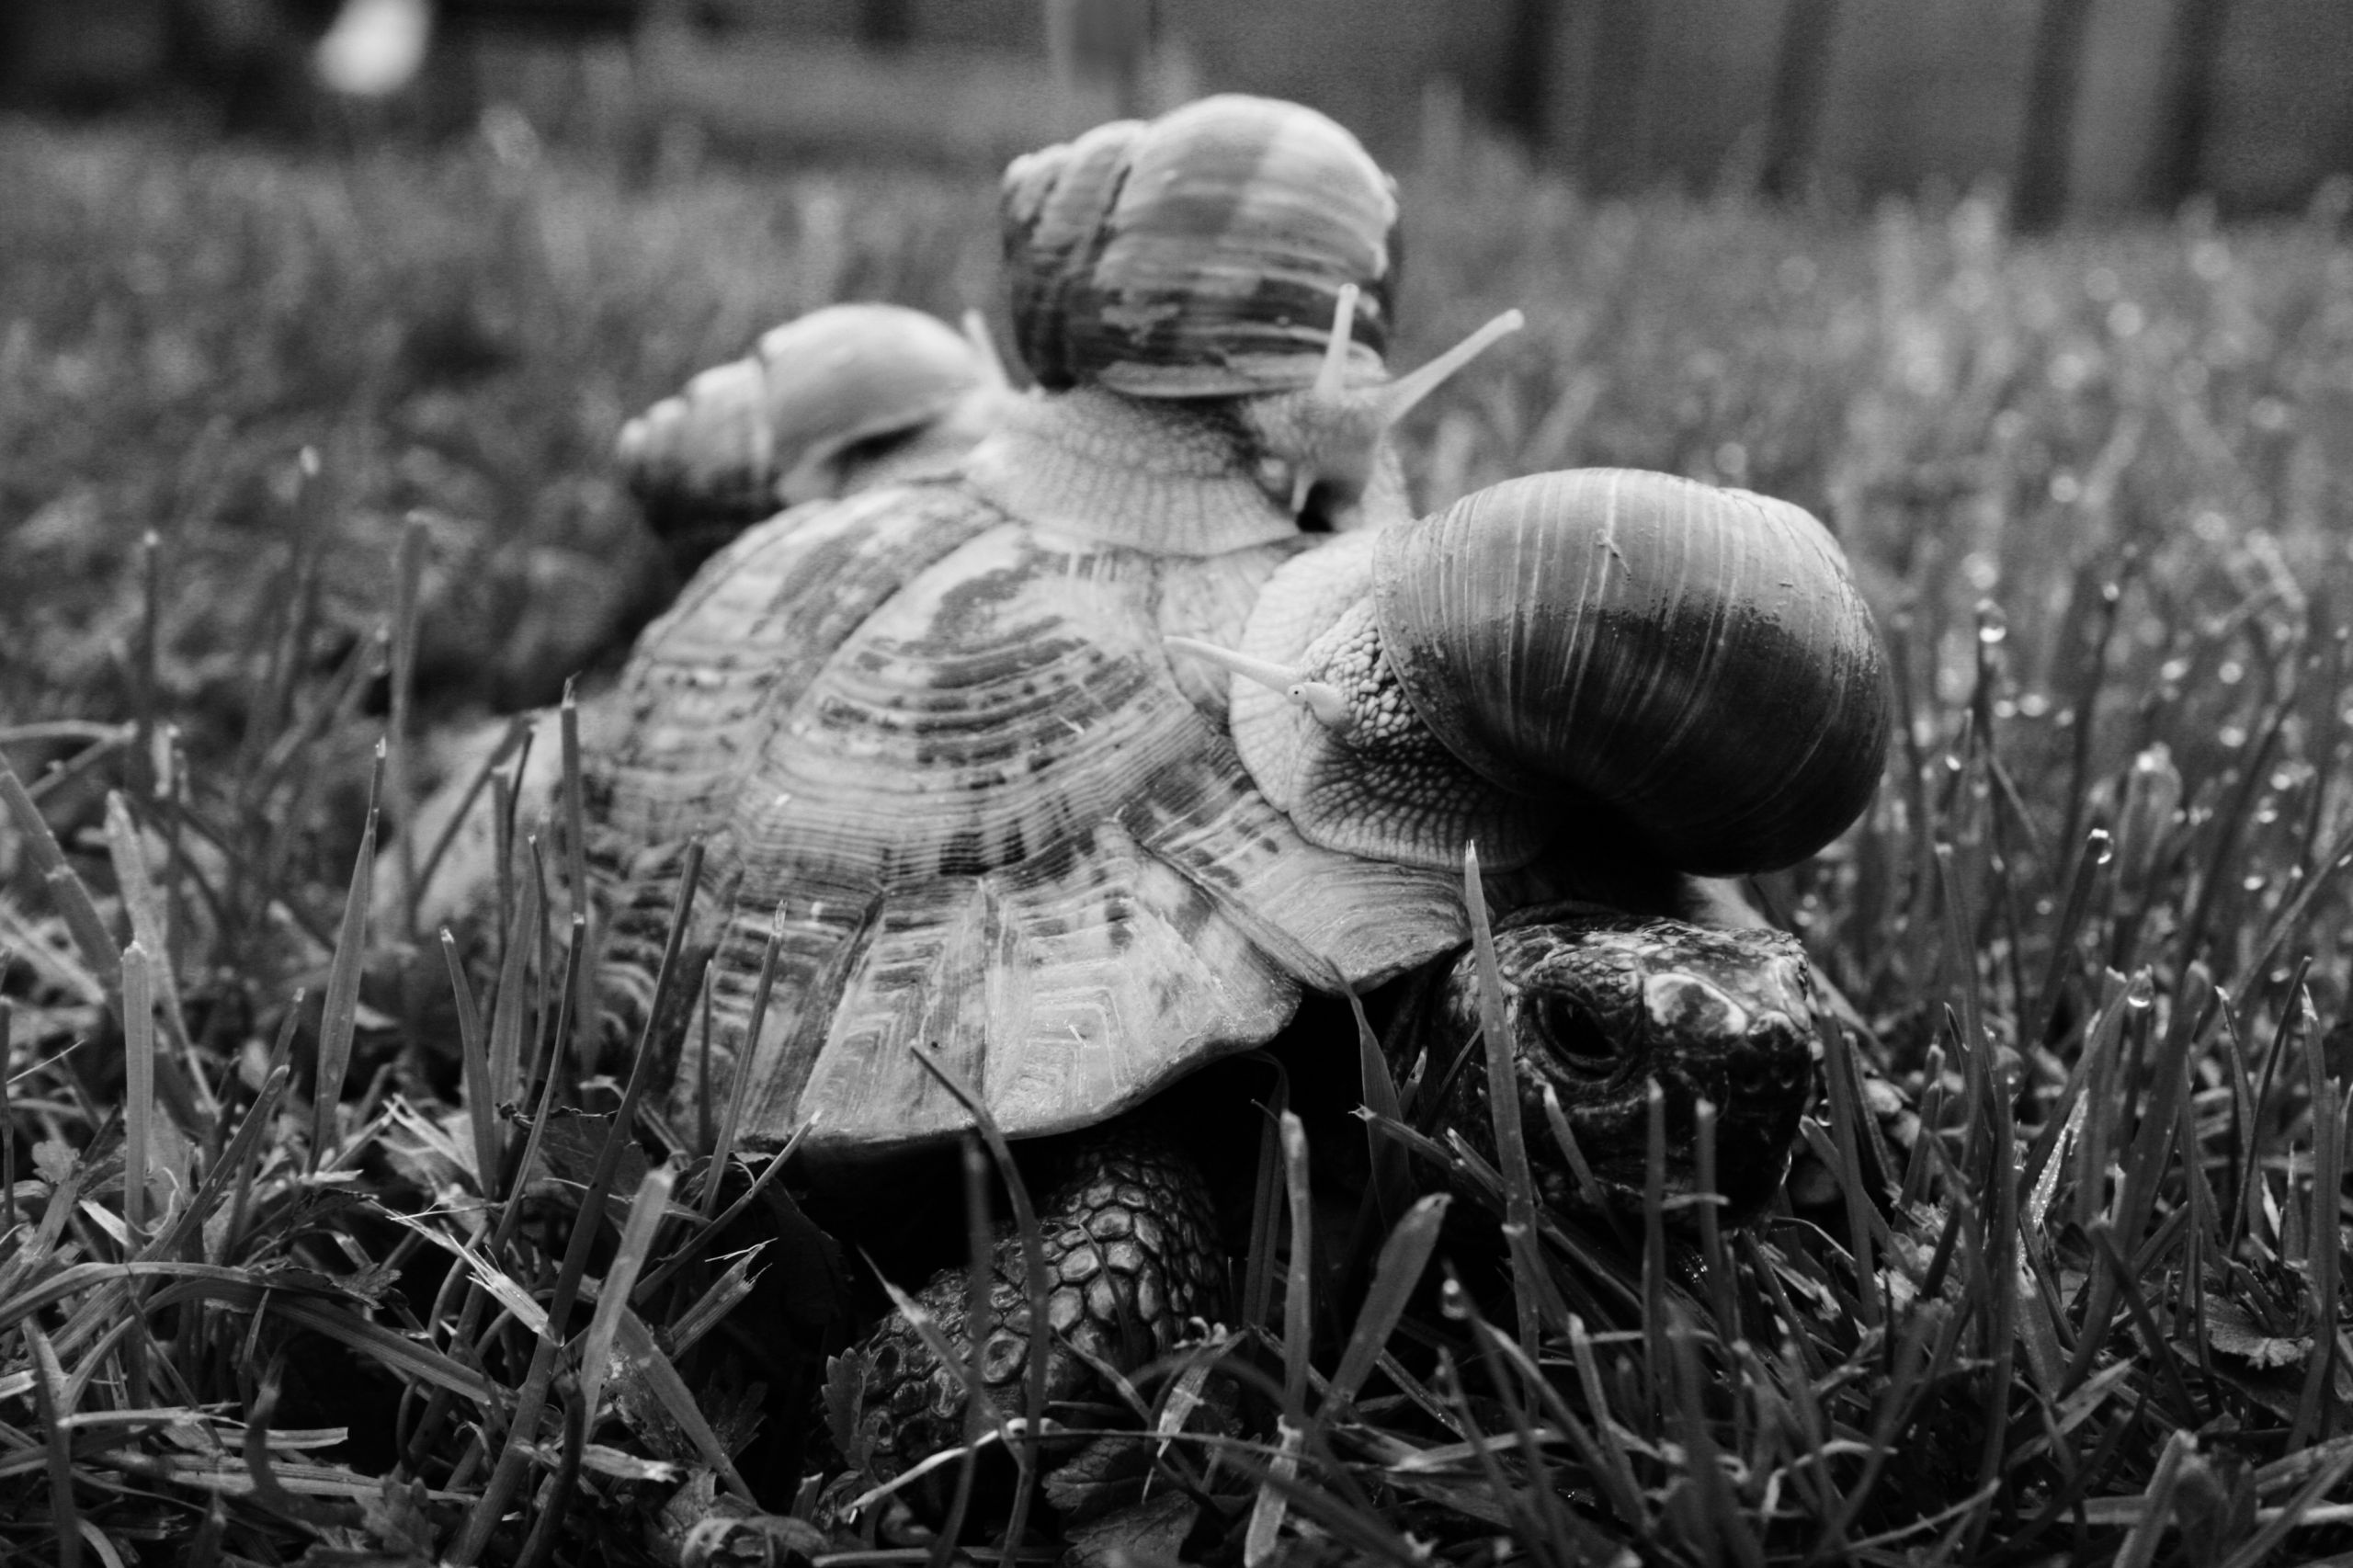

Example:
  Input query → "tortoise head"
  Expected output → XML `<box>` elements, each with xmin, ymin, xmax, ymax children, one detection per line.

<box><xmin>1415</xmin><ymin>910</ymin><xmax>1819</xmax><ymax>1223</ymax></box>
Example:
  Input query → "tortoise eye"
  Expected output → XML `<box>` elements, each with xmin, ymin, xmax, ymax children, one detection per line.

<box><xmin>1532</xmin><ymin>993</ymin><xmax>1619</xmax><ymax>1078</ymax></box>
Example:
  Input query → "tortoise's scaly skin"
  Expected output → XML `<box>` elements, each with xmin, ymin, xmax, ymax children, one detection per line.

<box><xmin>827</xmin><ymin>1139</ymin><xmax>1223</xmax><ymax>1494</ymax></box>
<box><xmin>1415</xmin><ymin>911</ymin><xmax>1819</xmax><ymax>1221</ymax></box>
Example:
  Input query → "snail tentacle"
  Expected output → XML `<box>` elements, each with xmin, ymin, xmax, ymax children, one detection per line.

<box><xmin>1165</xmin><ymin>635</ymin><xmax>1352</xmax><ymax>733</ymax></box>
<box><xmin>958</xmin><ymin>309</ymin><xmax>1014</xmax><ymax>392</ymax></box>
<box><xmin>1241</xmin><ymin>307</ymin><xmax>1525</xmax><ymax>528</ymax></box>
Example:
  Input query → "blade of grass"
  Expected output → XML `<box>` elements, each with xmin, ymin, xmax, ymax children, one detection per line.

<box><xmin>1279</xmin><ymin>1110</ymin><xmax>1313</xmax><ymax>1412</ymax></box>
<box><xmin>704</xmin><ymin>903</ymin><xmax>785</xmax><ymax>1217</ymax></box>
<box><xmin>1964</xmin><ymin>1050</ymin><xmax>2022</xmax><ymax>1554</ymax></box>
<box><xmin>1324</xmin><ymin>1193</ymin><xmax>1449</xmax><ymax>1418</ymax></box>
<box><xmin>512</xmin><ymin>1374</ymin><xmax>585</xmax><ymax>1568</ymax></box>
<box><xmin>1539</xmin><ymin>1082</ymin><xmax>1635</xmax><ymax>1253</ymax></box>
<box><xmin>2214</xmin><ymin>1443</ymin><xmax>2353</xmax><ymax>1568</ymax></box>
<box><xmin>1245</xmin><ymin>1062</ymin><xmax>1290</xmax><ymax>1334</ymax></box>
<box><xmin>0</xmin><ymin>1001</ymin><xmax>12</xmax><ymax>1232</ymax></box>
<box><xmin>2291</xmin><ymin>1025</ymin><xmax>2342</xmax><ymax>1449</ymax></box>
<box><xmin>131</xmin><ymin>530</ymin><xmax>159</xmax><ymax>801</ymax></box>
<box><xmin>1345</xmin><ymin>980</ymin><xmax>1414</xmax><ymax>1233</ymax></box>
<box><xmin>634</xmin><ymin>1121</ymin><xmax>810</xmax><ymax>1305</ymax></box>
<box><xmin>1668</xmin><ymin>1315</ymin><xmax>1764</xmax><ymax>1568</ymax></box>
<box><xmin>388</xmin><ymin>511</ymin><xmax>429</xmax><ymax>941</ymax></box>
<box><xmin>103</xmin><ymin>792</ymin><xmax>208</xmax><ymax>1128</ymax></box>
<box><xmin>575</xmin><ymin>1164</ymin><xmax>675</xmax><ymax>1419</ymax></box>
<box><xmin>2030</xmin><ymin>827</ymin><xmax>2113</xmax><ymax>1049</ymax></box>
<box><xmin>119</xmin><ymin>944</ymin><xmax>154</xmax><ymax>1251</ymax></box>
<box><xmin>1820</xmin><ymin>1016</ymin><xmax>1883</xmax><ymax>1331</ymax></box>
<box><xmin>412</xmin><ymin>713</ymin><xmax>531</xmax><ymax>925</ymax></box>
<box><xmin>27</xmin><ymin>1321</ymin><xmax>80</xmax><ymax>1568</ymax></box>
<box><xmin>310</xmin><ymin>744</ymin><xmax>381</xmax><ymax>1170</ymax></box>
<box><xmin>485</xmin><ymin>853</ymin><xmax>543</xmax><ymax>1120</ymax></box>
<box><xmin>117</xmin><ymin>940</ymin><xmax>158</xmax><ymax>1408</ymax></box>
<box><xmin>910</xmin><ymin>1042</ymin><xmax>1050</xmax><ymax>1559</ymax></box>
<box><xmin>561</xmin><ymin>684</ymin><xmax>596</xmax><ymax>1079</ymax></box>
<box><xmin>1643</xmin><ymin>1078</ymin><xmax>1669</xmax><ymax>1416</ymax></box>
<box><xmin>1692</xmin><ymin>1099</ymin><xmax>1738</xmax><ymax>1337</ymax></box>
<box><xmin>442</xmin><ymin>929</ymin><xmax>497</xmax><ymax>1195</ymax></box>
<box><xmin>1464</xmin><ymin>842</ymin><xmax>1546</xmax><ymax>1355</ymax></box>
<box><xmin>0</xmin><ymin>756</ymin><xmax>124</xmax><ymax>1004</ymax></box>
<box><xmin>932</xmin><ymin>1132</ymin><xmax>995</xmax><ymax>1568</ymax></box>
<box><xmin>450</xmin><ymin>839</ymin><xmax>703</xmax><ymax>1565</ymax></box>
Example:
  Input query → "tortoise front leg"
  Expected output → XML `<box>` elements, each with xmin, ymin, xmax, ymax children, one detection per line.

<box><xmin>826</xmin><ymin>1135</ymin><xmax>1225</xmax><ymax>1512</ymax></box>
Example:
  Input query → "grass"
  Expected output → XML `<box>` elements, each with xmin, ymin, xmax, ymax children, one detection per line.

<box><xmin>6</xmin><ymin>102</ymin><xmax>2353</xmax><ymax>1564</ymax></box>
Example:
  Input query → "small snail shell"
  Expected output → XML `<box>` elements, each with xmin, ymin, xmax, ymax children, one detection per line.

<box><xmin>617</xmin><ymin>303</ymin><xmax>1012</xmax><ymax>573</ymax></box>
<box><xmin>1188</xmin><ymin>469</ymin><xmax>1892</xmax><ymax>876</ymax></box>
<box><xmin>1002</xmin><ymin>95</ymin><xmax>1400</xmax><ymax>398</ymax></box>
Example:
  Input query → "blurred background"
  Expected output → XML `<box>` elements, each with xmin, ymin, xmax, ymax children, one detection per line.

<box><xmin>6</xmin><ymin>0</ymin><xmax>2352</xmax><ymax>223</ymax></box>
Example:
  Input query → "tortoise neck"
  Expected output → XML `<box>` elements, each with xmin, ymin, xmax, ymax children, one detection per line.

<box><xmin>962</xmin><ymin>387</ymin><xmax>1301</xmax><ymax>556</ymax></box>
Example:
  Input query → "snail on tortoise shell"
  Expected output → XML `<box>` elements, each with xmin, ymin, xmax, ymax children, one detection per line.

<box><xmin>986</xmin><ymin>93</ymin><xmax>1525</xmax><ymax>535</ymax></box>
<box><xmin>575</xmin><ymin>454</ymin><xmax>1887</xmax><ymax>1490</ymax></box>
<box><xmin>616</xmin><ymin>302</ymin><xmax>1017</xmax><ymax>579</ymax></box>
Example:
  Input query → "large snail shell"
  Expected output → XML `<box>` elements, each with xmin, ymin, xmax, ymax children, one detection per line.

<box><xmin>1002</xmin><ymin>94</ymin><xmax>1399</xmax><ymax>397</ymax></box>
<box><xmin>1230</xmin><ymin>469</ymin><xmax>1892</xmax><ymax>877</ymax></box>
<box><xmin>617</xmin><ymin>303</ymin><xmax>1006</xmax><ymax>571</ymax></box>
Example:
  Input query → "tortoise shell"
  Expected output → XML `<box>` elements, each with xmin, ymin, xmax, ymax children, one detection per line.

<box><xmin>586</xmin><ymin>473</ymin><xmax>1475</xmax><ymax>1157</ymax></box>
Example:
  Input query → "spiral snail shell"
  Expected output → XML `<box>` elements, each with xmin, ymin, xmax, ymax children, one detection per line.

<box><xmin>1183</xmin><ymin>468</ymin><xmax>1893</xmax><ymax>876</ymax></box>
<box><xmin>1002</xmin><ymin>95</ymin><xmax>1399</xmax><ymax>397</ymax></box>
<box><xmin>616</xmin><ymin>302</ymin><xmax>1013</xmax><ymax>573</ymax></box>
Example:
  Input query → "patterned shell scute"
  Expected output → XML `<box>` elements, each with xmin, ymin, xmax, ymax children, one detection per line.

<box><xmin>1003</xmin><ymin>95</ymin><xmax>1400</xmax><ymax>397</ymax></box>
<box><xmin>589</xmin><ymin>480</ymin><xmax>1466</xmax><ymax>1156</ymax></box>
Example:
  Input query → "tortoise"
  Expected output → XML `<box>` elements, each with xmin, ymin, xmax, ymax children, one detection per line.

<box><xmin>406</xmin><ymin>96</ymin><xmax>1893</xmax><ymax>1506</ymax></box>
<box><xmin>581</xmin><ymin>440</ymin><xmax>1886</xmax><ymax>1495</ymax></box>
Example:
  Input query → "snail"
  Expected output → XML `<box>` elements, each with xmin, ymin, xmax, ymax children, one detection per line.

<box><xmin>982</xmin><ymin>93</ymin><xmax>1524</xmax><ymax>538</ymax></box>
<box><xmin>1174</xmin><ymin>467</ymin><xmax>1893</xmax><ymax>877</ymax></box>
<box><xmin>616</xmin><ymin>302</ymin><xmax>1017</xmax><ymax>578</ymax></box>
<box><xmin>550</xmin><ymin>458</ymin><xmax>1882</xmax><ymax>1501</ymax></box>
